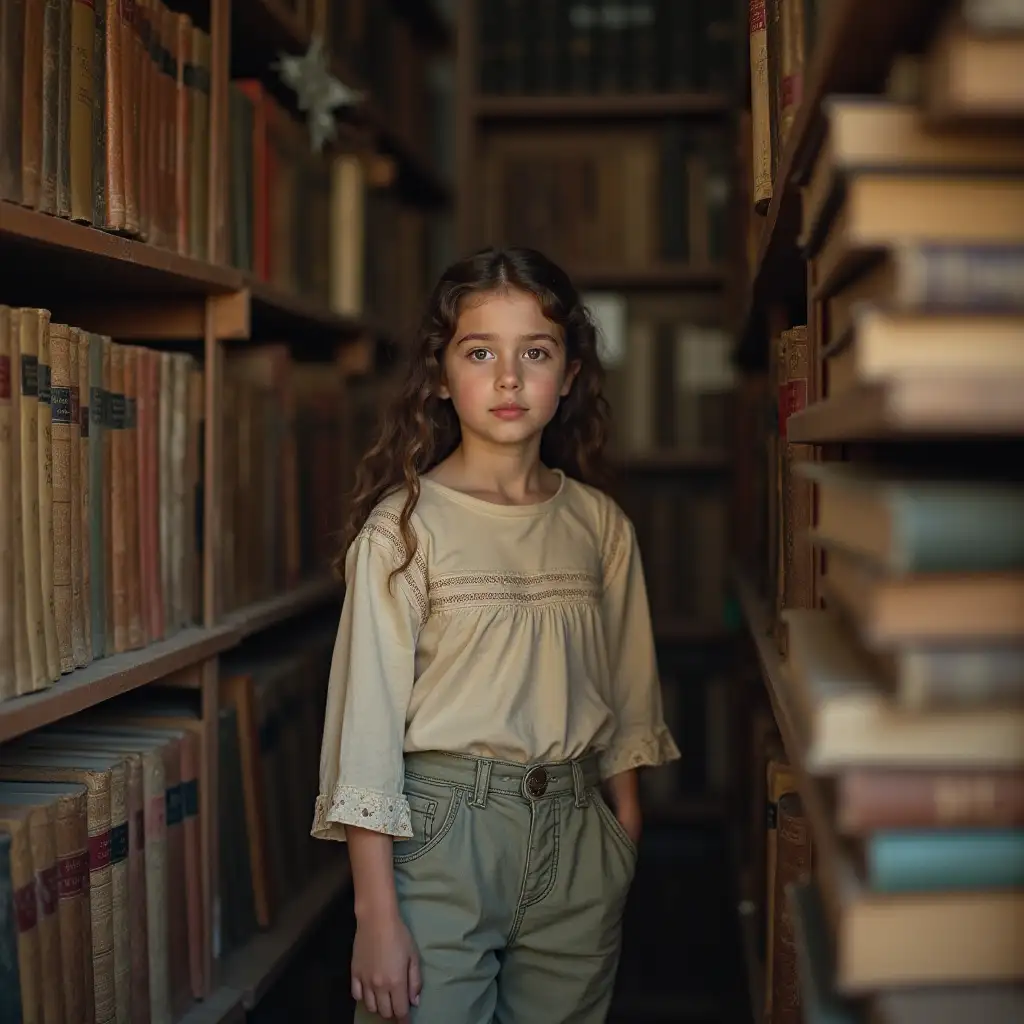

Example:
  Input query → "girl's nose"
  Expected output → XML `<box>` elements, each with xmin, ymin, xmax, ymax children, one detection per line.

<box><xmin>496</xmin><ymin>358</ymin><xmax>522</xmax><ymax>389</ymax></box>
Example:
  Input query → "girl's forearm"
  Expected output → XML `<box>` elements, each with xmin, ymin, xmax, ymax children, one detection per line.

<box><xmin>347</xmin><ymin>826</ymin><xmax>401</xmax><ymax>921</ymax></box>
<box><xmin>604</xmin><ymin>767</ymin><xmax>640</xmax><ymax>815</ymax></box>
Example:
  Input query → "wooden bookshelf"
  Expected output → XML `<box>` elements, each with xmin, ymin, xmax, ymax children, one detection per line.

<box><xmin>0</xmin><ymin>0</ymin><xmax>452</xmax><ymax>1018</ymax></box>
<box><xmin>473</xmin><ymin>92</ymin><xmax>732</xmax><ymax>121</ymax></box>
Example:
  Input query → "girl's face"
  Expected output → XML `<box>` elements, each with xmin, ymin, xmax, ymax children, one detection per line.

<box><xmin>439</xmin><ymin>288</ymin><xmax>579</xmax><ymax>450</ymax></box>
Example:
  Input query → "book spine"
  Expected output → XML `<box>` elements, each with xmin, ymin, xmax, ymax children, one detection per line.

<box><xmin>36</xmin><ymin>316</ymin><xmax>59</xmax><ymax>683</ymax></box>
<box><xmin>22</xmin><ymin>0</ymin><xmax>46</xmax><ymax>208</ymax></box>
<box><xmin>898</xmin><ymin>243</ymin><xmax>1024</xmax><ymax>311</ymax></box>
<box><xmin>839</xmin><ymin>767</ymin><xmax>1024</xmax><ymax>833</ymax></box>
<box><xmin>867</xmin><ymin>829</ymin><xmax>1024</xmax><ymax>893</ymax></box>
<box><xmin>69</xmin><ymin>0</ymin><xmax>96</xmax><ymax>223</ymax></box>
<box><xmin>0</xmin><ymin>309</ymin><xmax>14</xmax><ymax>700</ymax></box>
<box><xmin>49</xmin><ymin>324</ymin><xmax>75</xmax><ymax>674</ymax></box>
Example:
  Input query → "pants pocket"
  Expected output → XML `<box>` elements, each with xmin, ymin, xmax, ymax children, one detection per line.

<box><xmin>393</xmin><ymin>778</ymin><xmax>462</xmax><ymax>865</ymax></box>
<box><xmin>592</xmin><ymin>790</ymin><xmax>639</xmax><ymax>861</ymax></box>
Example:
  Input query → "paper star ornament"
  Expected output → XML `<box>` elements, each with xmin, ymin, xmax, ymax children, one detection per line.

<box><xmin>274</xmin><ymin>36</ymin><xmax>363</xmax><ymax>152</ymax></box>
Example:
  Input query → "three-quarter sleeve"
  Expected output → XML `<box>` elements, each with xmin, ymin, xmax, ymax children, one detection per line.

<box><xmin>598</xmin><ymin>513</ymin><xmax>681</xmax><ymax>779</ymax></box>
<box><xmin>311</xmin><ymin>515</ymin><xmax>428</xmax><ymax>842</ymax></box>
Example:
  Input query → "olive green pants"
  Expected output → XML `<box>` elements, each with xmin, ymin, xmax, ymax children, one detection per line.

<box><xmin>354</xmin><ymin>750</ymin><xmax>637</xmax><ymax>1023</ymax></box>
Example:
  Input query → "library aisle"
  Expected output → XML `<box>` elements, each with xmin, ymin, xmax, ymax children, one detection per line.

<box><xmin>1</xmin><ymin>1</ymin><xmax>1022</xmax><ymax>1023</ymax></box>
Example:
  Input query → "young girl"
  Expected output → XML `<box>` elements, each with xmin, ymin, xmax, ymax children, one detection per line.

<box><xmin>311</xmin><ymin>246</ymin><xmax>679</xmax><ymax>1023</ymax></box>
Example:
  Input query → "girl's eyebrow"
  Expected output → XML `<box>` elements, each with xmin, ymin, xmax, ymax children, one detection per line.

<box><xmin>455</xmin><ymin>331</ymin><xmax>561</xmax><ymax>346</ymax></box>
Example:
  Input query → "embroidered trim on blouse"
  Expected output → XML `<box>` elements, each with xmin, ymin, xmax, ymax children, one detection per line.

<box><xmin>360</xmin><ymin>508</ymin><xmax>430</xmax><ymax>625</ymax></box>
<box><xmin>313</xmin><ymin>783</ymin><xmax>414</xmax><ymax>840</ymax></box>
<box><xmin>599</xmin><ymin>726</ymin><xmax>681</xmax><ymax>778</ymax></box>
<box><xmin>429</xmin><ymin>570</ymin><xmax>601</xmax><ymax>612</ymax></box>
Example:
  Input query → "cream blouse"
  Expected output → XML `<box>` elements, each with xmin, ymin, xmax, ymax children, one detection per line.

<box><xmin>310</xmin><ymin>469</ymin><xmax>680</xmax><ymax>842</ymax></box>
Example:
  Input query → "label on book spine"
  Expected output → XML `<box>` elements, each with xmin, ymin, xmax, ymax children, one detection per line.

<box><xmin>38</xmin><ymin>363</ymin><xmax>51</xmax><ymax>405</ymax></box>
<box><xmin>110</xmin><ymin>822</ymin><xmax>129</xmax><ymax>864</ymax></box>
<box><xmin>108</xmin><ymin>392</ymin><xmax>126</xmax><ymax>430</ymax></box>
<box><xmin>14</xmin><ymin>880</ymin><xmax>38</xmax><ymax>932</ymax></box>
<box><xmin>51</xmin><ymin>385</ymin><xmax>72</xmax><ymax>424</ymax></box>
<box><xmin>125</xmin><ymin>396</ymin><xmax>136</xmax><ymax>430</ymax></box>
<box><xmin>21</xmin><ymin>355</ymin><xmax>38</xmax><ymax>397</ymax></box>
<box><xmin>69</xmin><ymin>385</ymin><xmax>80</xmax><ymax>430</ymax></box>
<box><xmin>0</xmin><ymin>355</ymin><xmax>9</xmax><ymax>399</ymax></box>
<box><xmin>88</xmin><ymin>830</ymin><xmax>111</xmax><ymax>871</ymax></box>
<box><xmin>37</xmin><ymin>865</ymin><xmax>58</xmax><ymax>917</ymax></box>
<box><xmin>182</xmin><ymin>778</ymin><xmax>199</xmax><ymax>818</ymax></box>
<box><xmin>57</xmin><ymin>851</ymin><xmax>87</xmax><ymax>899</ymax></box>
<box><xmin>166</xmin><ymin>784</ymin><xmax>183</xmax><ymax>827</ymax></box>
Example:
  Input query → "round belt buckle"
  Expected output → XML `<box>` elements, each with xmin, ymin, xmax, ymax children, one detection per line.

<box><xmin>524</xmin><ymin>766</ymin><xmax>548</xmax><ymax>798</ymax></box>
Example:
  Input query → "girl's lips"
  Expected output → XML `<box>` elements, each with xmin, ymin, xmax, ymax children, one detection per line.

<box><xmin>491</xmin><ymin>405</ymin><xmax>527</xmax><ymax>419</ymax></box>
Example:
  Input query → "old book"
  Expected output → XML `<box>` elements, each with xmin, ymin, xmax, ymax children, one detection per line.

<box><xmin>68</xmin><ymin>0</ymin><xmax>95</xmax><ymax>222</ymax></box>
<box><xmin>101</xmin><ymin>338</ymin><xmax>114</xmax><ymax>652</ymax></box>
<box><xmin>169</xmin><ymin>355</ymin><xmax>189</xmax><ymax>628</ymax></box>
<box><xmin>56</xmin><ymin>0</ymin><xmax>72</xmax><ymax>217</ymax></box>
<box><xmin>39</xmin><ymin>0</ymin><xmax>61</xmax><ymax>214</ymax></box>
<box><xmin>0</xmin><ymin>808</ymin><xmax>44</xmax><ymax>1024</ymax></box>
<box><xmin>770</xmin><ymin>792</ymin><xmax>812</xmax><ymax>1024</ymax></box>
<box><xmin>187</xmin><ymin>26</ymin><xmax>210</xmax><ymax>260</ymax></box>
<box><xmin>30</xmin><ymin>730</ymin><xmax>152</xmax><ymax>1024</ymax></box>
<box><xmin>68</xmin><ymin>330</ymin><xmax>87</xmax><ymax>668</ymax></box>
<box><xmin>0</xmin><ymin>798</ymin><xmax>64</xmax><ymax>1024</ymax></box>
<box><xmin>108</xmin><ymin>343</ymin><xmax>128</xmax><ymax>653</ymax></box>
<box><xmin>87</xmin><ymin>333</ymin><xmax>106</xmax><ymax>660</ymax></box>
<box><xmin>763</xmin><ymin>754</ymin><xmax>797</xmax><ymax>1022</ymax></box>
<box><xmin>121</xmin><ymin>0</ymin><xmax>141</xmax><ymax>236</ymax></box>
<box><xmin>0</xmin><ymin>757</ymin><xmax>114</xmax><ymax>1024</ymax></box>
<box><xmin>0</xmin><ymin>832</ymin><xmax>24</xmax><ymax>1021</ymax></box>
<box><xmin>22</xmin><ymin>0</ymin><xmax>45</xmax><ymax>208</ymax></box>
<box><xmin>784</xmin><ymin>608</ymin><xmax>1024</xmax><ymax>769</ymax></box>
<box><xmin>173</xmin><ymin>12</ymin><xmax>191</xmax><ymax>254</ymax></box>
<box><xmin>34</xmin><ymin>313</ymin><xmax>59</xmax><ymax>683</ymax></box>
<box><xmin>0</xmin><ymin>308</ymin><xmax>14</xmax><ymax>700</ymax></box>
<box><xmin>0</xmin><ymin>781</ymin><xmax>92</xmax><ymax>1024</ymax></box>
<box><xmin>101</xmin><ymin>0</ymin><xmax>125</xmax><ymax>231</ymax></box>
<box><xmin>16</xmin><ymin>310</ymin><xmax>48</xmax><ymax>693</ymax></box>
<box><xmin>90</xmin><ymin>0</ymin><xmax>106</xmax><ymax>228</ymax></box>
<box><xmin>160</xmin><ymin>2</ymin><xmax>178</xmax><ymax>251</ymax></box>
<box><xmin>136</xmin><ymin>348</ymin><xmax>160</xmax><ymax>643</ymax></box>
<box><xmin>6</xmin><ymin>311</ymin><xmax>30</xmax><ymax>697</ymax></box>
<box><xmin>123</xmin><ymin>347</ymin><xmax>143</xmax><ymax>650</ymax></box>
<box><xmin>136</xmin><ymin>0</ymin><xmax>152</xmax><ymax>241</ymax></box>
<box><xmin>76</xmin><ymin>331</ymin><xmax>92</xmax><ymax>665</ymax></box>
<box><xmin>48</xmin><ymin>323</ymin><xmax>75</xmax><ymax>674</ymax></box>
<box><xmin>748</xmin><ymin>0</ymin><xmax>772</xmax><ymax>213</ymax></box>
<box><xmin>0</xmin><ymin>0</ymin><xmax>26</xmax><ymax>202</ymax></box>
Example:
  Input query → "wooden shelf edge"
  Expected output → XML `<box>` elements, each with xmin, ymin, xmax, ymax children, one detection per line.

<box><xmin>0</xmin><ymin>578</ymin><xmax>342</xmax><ymax>744</ymax></box>
<box><xmin>226</xmin><ymin>575</ymin><xmax>342</xmax><ymax>640</ymax></box>
<box><xmin>221</xmin><ymin>860</ymin><xmax>353</xmax><ymax>1009</ymax></box>
<box><xmin>0</xmin><ymin>201</ymin><xmax>243</xmax><ymax>295</ymax></box>
<box><xmin>0</xmin><ymin>622</ymin><xmax>238</xmax><ymax>744</ymax></box>
<box><xmin>473</xmin><ymin>91</ymin><xmax>731</xmax><ymax>120</ymax></box>
<box><xmin>574</xmin><ymin>264</ymin><xmax>730</xmax><ymax>290</ymax></box>
<box><xmin>179</xmin><ymin>985</ymin><xmax>246</xmax><ymax>1024</ymax></box>
<box><xmin>246</xmin><ymin>277</ymin><xmax>370</xmax><ymax>339</ymax></box>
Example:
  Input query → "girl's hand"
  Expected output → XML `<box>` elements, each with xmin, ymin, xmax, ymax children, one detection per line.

<box><xmin>604</xmin><ymin>767</ymin><xmax>643</xmax><ymax>848</ymax></box>
<box><xmin>616</xmin><ymin>803</ymin><xmax>643</xmax><ymax>848</ymax></box>
<box><xmin>351</xmin><ymin>910</ymin><xmax>422</xmax><ymax>1021</ymax></box>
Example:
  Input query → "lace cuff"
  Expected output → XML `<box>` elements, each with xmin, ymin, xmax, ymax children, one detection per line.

<box><xmin>310</xmin><ymin>784</ymin><xmax>414</xmax><ymax>842</ymax></box>
<box><xmin>599</xmin><ymin>725</ymin><xmax>681</xmax><ymax>779</ymax></box>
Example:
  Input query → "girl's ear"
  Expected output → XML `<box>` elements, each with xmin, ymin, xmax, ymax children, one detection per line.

<box><xmin>560</xmin><ymin>359</ymin><xmax>581</xmax><ymax>398</ymax></box>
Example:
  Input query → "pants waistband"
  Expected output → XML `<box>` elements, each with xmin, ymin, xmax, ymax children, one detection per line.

<box><xmin>403</xmin><ymin>750</ymin><xmax>602</xmax><ymax>809</ymax></box>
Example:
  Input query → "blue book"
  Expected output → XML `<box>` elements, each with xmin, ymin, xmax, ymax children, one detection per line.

<box><xmin>866</xmin><ymin>829</ymin><xmax>1024</xmax><ymax>893</ymax></box>
<box><xmin>0</xmin><ymin>831</ymin><xmax>23</xmax><ymax>1023</ymax></box>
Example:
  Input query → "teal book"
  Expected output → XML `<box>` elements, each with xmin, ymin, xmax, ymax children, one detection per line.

<box><xmin>866</xmin><ymin>829</ymin><xmax>1024</xmax><ymax>893</ymax></box>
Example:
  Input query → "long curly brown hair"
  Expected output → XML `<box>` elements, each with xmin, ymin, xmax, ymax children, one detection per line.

<box><xmin>335</xmin><ymin>245</ymin><xmax>611</xmax><ymax>583</ymax></box>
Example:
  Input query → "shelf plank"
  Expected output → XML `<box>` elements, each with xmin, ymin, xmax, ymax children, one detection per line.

<box><xmin>0</xmin><ymin>578</ymin><xmax>342</xmax><ymax>741</ymax></box>
<box><xmin>574</xmin><ymin>264</ymin><xmax>730</xmax><ymax>290</ymax></box>
<box><xmin>222</xmin><ymin>860</ymin><xmax>353</xmax><ymax>1009</ymax></box>
<box><xmin>226</xmin><ymin>575</ymin><xmax>342</xmax><ymax>641</ymax></box>
<box><xmin>474</xmin><ymin>92</ymin><xmax>731</xmax><ymax>120</ymax></box>
<box><xmin>734</xmin><ymin>0</ymin><xmax>940</xmax><ymax>356</ymax></box>
<box><xmin>0</xmin><ymin>201</ymin><xmax>243</xmax><ymax>298</ymax></box>
<box><xmin>0</xmin><ymin>623</ymin><xmax>238</xmax><ymax>744</ymax></box>
<box><xmin>246</xmin><ymin>278</ymin><xmax>369</xmax><ymax>340</ymax></box>
<box><xmin>178</xmin><ymin>986</ymin><xmax>246</xmax><ymax>1024</ymax></box>
<box><xmin>787</xmin><ymin>379</ymin><xmax>1024</xmax><ymax>443</ymax></box>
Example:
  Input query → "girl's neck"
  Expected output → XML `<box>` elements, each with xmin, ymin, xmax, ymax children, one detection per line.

<box><xmin>428</xmin><ymin>436</ymin><xmax>559</xmax><ymax>505</ymax></box>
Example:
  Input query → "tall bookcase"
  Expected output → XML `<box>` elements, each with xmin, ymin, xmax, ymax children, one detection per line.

<box><xmin>0</xmin><ymin>1</ymin><xmax>452</xmax><ymax>1021</ymax></box>
<box><xmin>731</xmin><ymin>1</ymin><xmax>1024</xmax><ymax>1022</ymax></box>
